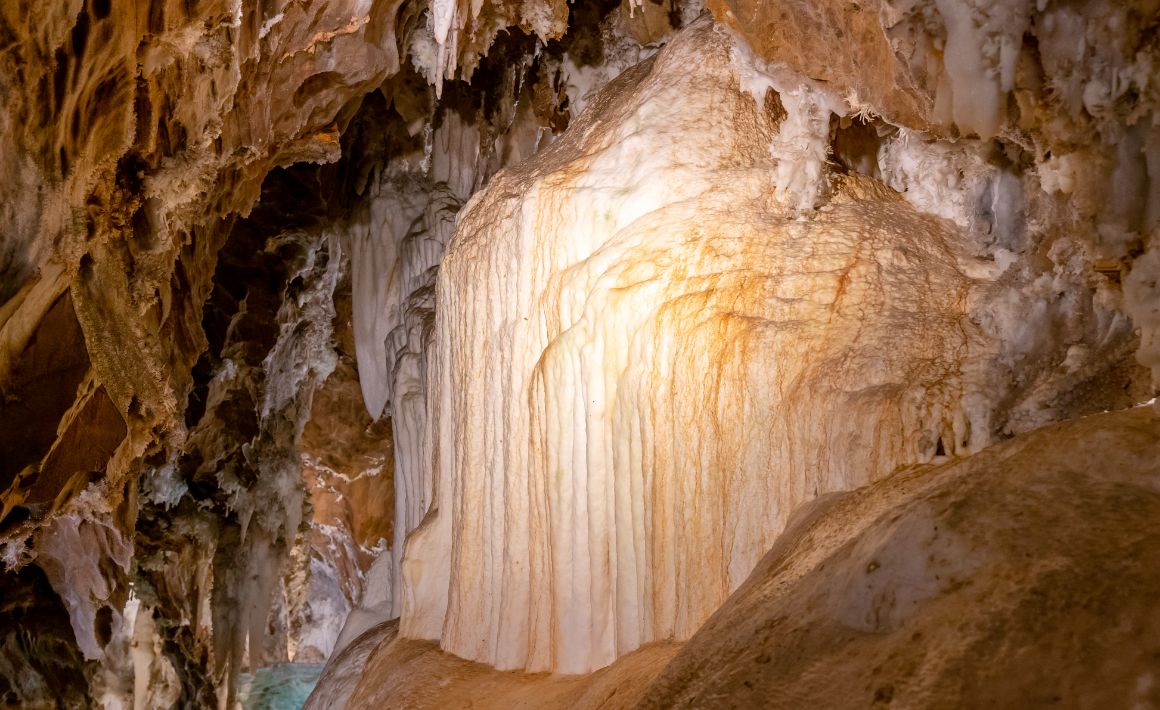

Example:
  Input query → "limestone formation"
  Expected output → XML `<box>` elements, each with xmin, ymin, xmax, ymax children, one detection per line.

<box><xmin>404</xmin><ymin>17</ymin><xmax>992</xmax><ymax>674</ymax></box>
<box><xmin>0</xmin><ymin>0</ymin><xmax>1156</xmax><ymax>706</ymax></box>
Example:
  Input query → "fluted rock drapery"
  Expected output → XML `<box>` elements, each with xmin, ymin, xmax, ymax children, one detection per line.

<box><xmin>400</xmin><ymin>17</ymin><xmax>987</xmax><ymax>674</ymax></box>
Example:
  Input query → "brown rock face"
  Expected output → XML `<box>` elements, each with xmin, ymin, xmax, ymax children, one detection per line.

<box><xmin>639</xmin><ymin>407</ymin><xmax>1160</xmax><ymax>708</ymax></box>
<box><xmin>708</xmin><ymin>0</ymin><xmax>936</xmax><ymax>129</ymax></box>
<box><xmin>297</xmin><ymin>279</ymin><xmax>396</xmax><ymax>660</ymax></box>
<box><xmin>0</xmin><ymin>0</ymin><xmax>406</xmax><ymax>697</ymax></box>
<box><xmin>302</xmin><ymin>355</ymin><xmax>395</xmax><ymax>556</ymax></box>
<box><xmin>302</xmin><ymin>280</ymin><xmax>395</xmax><ymax>528</ymax></box>
<box><xmin>708</xmin><ymin>0</ymin><xmax>1160</xmax><ymax>145</ymax></box>
<box><xmin>28</xmin><ymin>381</ymin><xmax>126</xmax><ymax>510</ymax></box>
<box><xmin>337</xmin><ymin>622</ymin><xmax>680</xmax><ymax>710</ymax></box>
<box><xmin>0</xmin><ymin>291</ymin><xmax>93</xmax><ymax>508</ymax></box>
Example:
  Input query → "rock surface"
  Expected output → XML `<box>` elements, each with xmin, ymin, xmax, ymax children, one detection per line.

<box><xmin>640</xmin><ymin>405</ymin><xmax>1160</xmax><ymax>708</ymax></box>
<box><xmin>309</xmin><ymin>405</ymin><xmax>1160</xmax><ymax>709</ymax></box>
<box><xmin>397</xmin><ymin>12</ymin><xmax>1153</xmax><ymax>676</ymax></box>
<box><xmin>0</xmin><ymin>0</ymin><xmax>1156</xmax><ymax>705</ymax></box>
<box><xmin>307</xmin><ymin>620</ymin><xmax>681</xmax><ymax>710</ymax></box>
<box><xmin>404</xmin><ymin>17</ymin><xmax>992</xmax><ymax>674</ymax></box>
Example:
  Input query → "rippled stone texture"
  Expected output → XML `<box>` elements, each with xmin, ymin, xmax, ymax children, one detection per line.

<box><xmin>401</xmin><ymin>17</ymin><xmax>997</xmax><ymax>674</ymax></box>
<box><xmin>1</xmin><ymin>0</ymin><xmax>1157</xmax><ymax>705</ymax></box>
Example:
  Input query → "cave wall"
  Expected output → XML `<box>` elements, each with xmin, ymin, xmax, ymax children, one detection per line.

<box><xmin>0</xmin><ymin>0</ymin><xmax>407</xmax><ymax>703</ymax></box>
<box><xmin>0</xmin><ymin>0</ymin><xmax>1156</xmax><ymax>706</ymax></box>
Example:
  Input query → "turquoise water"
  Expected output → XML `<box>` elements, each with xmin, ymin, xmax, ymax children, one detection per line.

<box><xmin>238</xmin><ymin>663</ymin><xmax>324</xmax><ymax>710</ymax></box>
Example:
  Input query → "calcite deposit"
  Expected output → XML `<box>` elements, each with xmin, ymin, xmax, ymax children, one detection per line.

<box><xmin>0</xmin><ymin>0</ymin><xmax>1156</xmax><ymax>707</ymax></box>
<box><xmin>405</xmin><ymin>17</ymin><xmax>991</xmax><ymax>674</ymax></box>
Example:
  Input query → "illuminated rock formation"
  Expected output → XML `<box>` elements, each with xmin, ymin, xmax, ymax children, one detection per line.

<box><xmin>402</xmin><ymin>17</ymin><xmax>991</xmax><ymax>674</ymax></box>
<box><xmin>392</xmin><ymin>0</ymin><xmax>1158</xmax><ymax>683</ymax></box>
<box><xmin>0</xmin><ymin>0</ymin><xmax>1157</xmax><ymax>706</ymax></box>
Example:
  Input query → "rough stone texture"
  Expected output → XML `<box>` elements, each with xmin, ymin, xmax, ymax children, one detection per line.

<box><xmin>418</xmin><ymin>0</ymin><xmax>606</xmax><ymax>91</ymax></box>
<box><xmin>709</xmin><ymin>1</ymin><xmax>1160</xmax><ymax>399</ymax></box>
<box><xmin>0</xmin><ymin>289</ymin><xmax>96</xmax><ymax>516</ymax></box>
<box><xmin>0</xmin><ymin>0</ymin><xmax>407</xmax><ymax>699</ymax></box>
<box><xmin>709</xmin><ymin>0</ymin><xmax>1160</xmax><ymax>143</ymax></box>
<box><xmin>301</xmin><ymin>277</ymin><xmax>396</xmax><ymax>560</ymax></box>
<box><xmin>305</xmin><ymin>620</ymin><xmax>681</xmax><ymax>710</ymax></box>
<box><xmin>293</xmin><ymin>279</ymin><xmax>396</xmax><ymax>664</ymax></box>
<box><xmin>640</xmin><ymin>406</ymin><xmax>1160</xmax><ymax>709</ymax></box>
<box><xmin>708</xmin><ymin>0</ymin><xmax>937</xmax><ymax>130</ymax></box>
<box><xmin>0</xmin><ymin>0</ymin><xmax>1157</xmax><ymax>705</ymax></box>
<box><xmin>0</xmin><ymin>0</ymin><xmax>434</xmax><ymax>699</ymax></box>
<box><xmin>0</xmin><ymin>0</ymin><xmax>400</xmax><ymax>497</ymax></box>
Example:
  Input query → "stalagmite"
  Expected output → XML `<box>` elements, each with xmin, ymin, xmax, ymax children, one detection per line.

<box><xmin>1</xmin><ymin>0</ymin><xmax>1158</xmax><ymax>705</ymax></box>
<box><xmin>401</xmin><ymin>17</ymin><xmax>997</xmax><ymax>674</ymax></box>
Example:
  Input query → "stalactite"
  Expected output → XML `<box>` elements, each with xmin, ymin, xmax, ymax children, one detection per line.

<box><xmin>0</xmin><ymin>0</ymin><xmax>1157</xmax><ymax>705</ymax></box>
